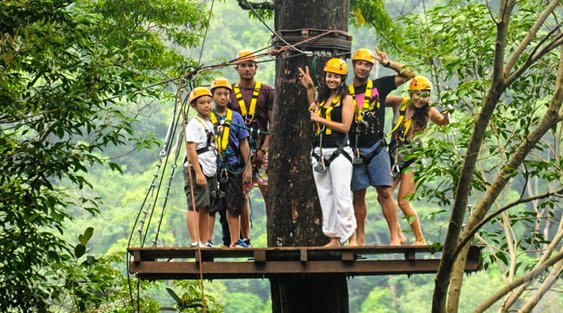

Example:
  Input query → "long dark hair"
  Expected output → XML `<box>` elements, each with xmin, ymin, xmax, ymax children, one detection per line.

<box><xmin>317</xmin><ymin>74</ymin><xmax>349</xmax><ymax>104</ymax></box>
<box><xmin>411</xmin><ymin>103</ymin><xmax>430</xmax><ymax>131</ymax></box>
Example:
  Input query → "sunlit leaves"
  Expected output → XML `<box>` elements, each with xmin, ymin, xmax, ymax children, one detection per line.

<box><xmin>1</xmin><ymin>0</ymin><xmax>208</xmax><ymax>311</ymax></box>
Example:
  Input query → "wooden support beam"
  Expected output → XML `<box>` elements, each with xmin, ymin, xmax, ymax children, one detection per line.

<box><xmin>300</xmin><ymin>248</ymin><xmax>308</xmax><ymax>262</ymax></box>
<box><xmin>127</xmin><ymin>245</ymin><xmax>483</xmax><ymax>280</ymax></box>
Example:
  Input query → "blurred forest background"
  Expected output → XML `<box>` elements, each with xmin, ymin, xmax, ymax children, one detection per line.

<box><xmin>1</xmin><ymin>0</ymin><xmax>561</xmax><ymax>312</ymax></box>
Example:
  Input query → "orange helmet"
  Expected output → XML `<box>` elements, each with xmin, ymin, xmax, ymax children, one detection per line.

<box><xmin>352</xmin><ymin>48</ymin><xmax>375</xmax><ymax>64</ymax></box>
<box><xmin>409</xmin><ymin>76</ymin><xmax>432</xmax><ymax>91</ymax></box>
<box><xmin>210</xmin><ymin>78</ymin><xmax>232</xmax><ymax>92</ymax></box>
<box><xmin>235</xmin><ymin>49</ymin><xmax>257</xmax><ymax>64</ymax></box>
<box><xmin>188</xmin><ymin>87</ymin><xmax>212</xmax><ymax>104</ymax></box>
<box><xmin>323</xmin><ymin>58</ymin><xmax>348</xmax><ymax>75</ymax></box>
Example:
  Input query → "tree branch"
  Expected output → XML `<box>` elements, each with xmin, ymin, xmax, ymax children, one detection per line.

<box><xmin>472</xmin><ymin>250</ymin><xmax>563</xmax><ymax>313</ymax></box>
<box><xmin>236</xmin><ymin>0</ymin><xmax>274</xmax><ymax>10</ymax></box>
<box><xmin>504</xmin><ymin>0</ymin><xmax>561</xmax><ymax>74</ymax></box>
<box><xmin>501</xmin><ymin>217</ymin><xmax>563</xmax><ymax>312</ymax></box>
<box><xmin>432</xmin><ymin>2</ymin><xmax>516</xmax><ymax>312</ymax></box>
<box><xmin>506</xmin><ymin>30</ymin><xmax>563</xmax><ymax>86</ymax></box>
<box><xmin>517</xmin><ymin>248</ymin><xmax>563</xmax><ymax>313</ymax></box>
<box><xmin>452</xmin><ymin>188</ymin><xmax>563</xmax><ymax>260</ymax></box>
<box><xmin>464</xmin><ymin>45</ymin><xmax>563</xmax><ymax>236</ymax></box>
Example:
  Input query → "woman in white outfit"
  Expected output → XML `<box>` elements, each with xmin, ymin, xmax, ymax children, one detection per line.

<box><xmin>299</xmin><ymin>58</ymin><xmax>357</xmax><ymax>247</ymax></box>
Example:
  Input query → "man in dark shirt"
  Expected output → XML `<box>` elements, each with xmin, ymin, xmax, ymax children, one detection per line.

<box><xmin>348</xmin><ymin>48</ymin><xmax>413</xmax><ymax>246</ymax></box>
<box><xmin>228</xmin><ymin>49</ymin><xmax>275</xmax><ymax>247</ymax></box>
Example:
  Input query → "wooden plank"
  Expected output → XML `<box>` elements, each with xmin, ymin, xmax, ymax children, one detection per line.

<box><xmin>300</xmin><ymin>248</ymin><xmax>307</xmax><ymax>262</ymax></box>
<box><xmin>130</xmin><ymin>258</ymin><xmax>482</xmax><ymax>280</ymax></box>
<box><xmin>132</xmin><ymin>250</ymin><xmax>142</xmax><ymax>262</ymax></box>
<box><xmin>254</xmin><ymin>250</ymin><xmax>266</xmax><ymax>263</ymax></box>
<box><xmin>127</xmin><ymin>245</ymin><xmax>449</xmax><ymax>262</ymax></box>
<box><xmin>341</xmin><ymin>252</ymin><xmax>355</xmax><ymax>262</ymax></box>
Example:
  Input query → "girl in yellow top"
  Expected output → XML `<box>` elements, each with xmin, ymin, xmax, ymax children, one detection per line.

<box><xmin>386</xmin><ymin>76</ymin><xmax>449</xmax><ymax>245</ymax></box>
<box><xmin>299</xmin><ymin>58</ymin><xmax>357</xmax><ymax>247</ymax></box>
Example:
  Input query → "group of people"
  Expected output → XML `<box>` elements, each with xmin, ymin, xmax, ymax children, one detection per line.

<box><xmin>183</xmin><ymin>47</ymin><xmax>449</xmax><ymax>248</ymax></box>
<box><xmin>183</xmin><ymin>49</ymin><xmax>273</xmax><ymax>248</ymax></box>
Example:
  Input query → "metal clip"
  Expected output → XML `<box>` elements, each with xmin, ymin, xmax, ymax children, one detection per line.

<box><xmin>353</xmin><ymin>148</ymin><xmax>363</xmax><ymax>165</ymax></box>
<box><xmin>391</xmin><ymin>164</ymin><xmax>401</xmax><ymax>178</ymax></box>
<box><xmin>314</xmin><ymin>161</ymin><xmax>327</xmax><ymax>173</ymax></box>
<box><xmin>219</xmin><ymin>168</ymin><xmax>229</xmax><ymax>184</ymax></box>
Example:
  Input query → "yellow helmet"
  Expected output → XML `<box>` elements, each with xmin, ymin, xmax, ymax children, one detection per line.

<box><xmin>188</xmin><ymin>87</ymin><xmax>212</xmax><ymax>104</ymax></box>
<box><xmin>352</xmin><ymin>48</ymin><xmax>375</xmax><ymax>64</ymax></box>
<box><xmin>323</xmin><ymin>58</ymin><xmax>348</xmax><ymax>75</ymax></box>
<box><xmin>409</xmin><ymin>76</ymin><xmax>432</xmax><ymax>91</ymax></box>
<box><xmin>210</xmin><ymin>78</ymin><xmax>232</xmax><ymax>92</ymax></box>
<box><xmin>235</xmin><ymin>49</ymin><xmax>257</xmax><ymax>64</ymax></box>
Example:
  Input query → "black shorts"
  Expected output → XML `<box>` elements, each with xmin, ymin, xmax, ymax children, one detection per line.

<box><xmin>210</xmin><ymin>171</ymin><xmax>245</xmax><ymax>217</ymax></box>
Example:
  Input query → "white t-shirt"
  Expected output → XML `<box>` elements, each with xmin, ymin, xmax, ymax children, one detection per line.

<box><xmin>185</xmin><ymin>116</ymin><xmax>217</xmax><ymax>176</ymax></box>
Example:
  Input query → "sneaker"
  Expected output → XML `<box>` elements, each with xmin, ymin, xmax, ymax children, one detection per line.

<box><xmin>190</xmin><ymin>242</ymin><xmax>207</xmax><ymax>248</ymax></box>
<box><xmin>242</xmin><ymin>238</ymin><xmax>252</xmax><ymax>248</ymax></box>
<box><xmin>231</xmin><ymin>239</ymin><xmax>249</xmax><ymax>248</ymax></box>
<box><xmin>206</xmin><ymin>240</ymin><xmax>215</xmax><ymax>248</ymax></box>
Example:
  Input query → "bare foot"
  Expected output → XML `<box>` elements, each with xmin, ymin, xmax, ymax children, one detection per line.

<box><xmin>348</xmin><ymin>233</ymin><xmax>358</xmax><ymax>247</ymax></box>
<box><xmin>389</xmin><ymin>239</ymin><xmax>402</xmax><ymax>246</ymax></box>
<box><xmin>412</xmin><ymin>239</ymin><xmax>427</xmax><ymax>246</ymax></box>
<box><xmin>399</xmin><ymin>232</ymin><xmax>407</xmax><ymax>245</ymax></box>
<box><xmin>324</xmin><ymin>238</ymin><xmax>341</xmax><ymax>248</ymax></box>
<box><xmin>356</xmin><ymin>235</ymin><xmax>365</xmax><ymax>246</ymax></box>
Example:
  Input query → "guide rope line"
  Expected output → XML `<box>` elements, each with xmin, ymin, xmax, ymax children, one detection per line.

<box><xmin>197</xmin><ymin>0</ymin><xmax>215</xmax><ymax>65</ymax></box>
<box><xmin>152</xmin><ymin>80</ymin><xmax>191</xmax><ymax>246</ymax></box>
<box><xmin>180</xmin><ymin>86</ymin><xmax>209</xmax><ymax>313</ymax></box>
<box><xmin>126</xmin><ymin>77</ymin><xmax>188</xmax><ymax>312</ymax></box>
<box><xmin>243</xmin><ymin>0</ymin><xmax>306</xmax><ymax>54</ymax></box>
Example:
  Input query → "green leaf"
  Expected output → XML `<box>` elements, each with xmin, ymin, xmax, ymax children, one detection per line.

<box><xmin>74</xmin><ymin>244</ymin><xmax>86</xmax><ymax>258</ymax></box>
<box><xmin>166</xmin><ymin>287</ymin><xmax>182</xmax><ymax>305</ymax></box>
<box><xmin>79</xmin><ymin>227</ymin><xmax>94</xmax><ymax>245</ymax></box>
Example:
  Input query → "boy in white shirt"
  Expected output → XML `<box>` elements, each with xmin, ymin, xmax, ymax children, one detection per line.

<box><xmin>183</xmin><ymin>87</ymin><xmax>217</xmax><ymax>247</ymax></box>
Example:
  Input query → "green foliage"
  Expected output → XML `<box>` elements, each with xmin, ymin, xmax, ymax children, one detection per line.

<box><xmin>350</xmin><ymin>0</ymin><xmax>406</xmax><ymax>52</ymax></box>
<box><xmin>224</xmin><ymin>292</ymin><xmax>266</xmax><ymax>313</ymax></box>
<box><xmin>0</xmin><ymin>0</ymin><xmax>207</xmax><ymax>311</ymax></box>
<box><xmin>359</xmin><ymin>287</ymin><xmax>394</xmax><ymax>313</ymax></box>
<box><xmin>166</xmin><ymin>281</ymin><xmax>223</xmax><ymax>313</ymax></box>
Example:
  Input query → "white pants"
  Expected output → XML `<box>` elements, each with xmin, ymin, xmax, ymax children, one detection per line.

<box><xmin>311</xmin><ymin>147</ymin><xmax>357</xmax><ymax>243</ymax></box>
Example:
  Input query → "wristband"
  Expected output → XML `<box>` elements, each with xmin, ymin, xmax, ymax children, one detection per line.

<box><xmin>258</xmin><ymin>148</ymin><xmax>267</xmax><ymax>155</ymax></box>
<box><xmin>385</xmin><ymin>60</ymin><xmax>391</xmax><ymax>67</ymax></box>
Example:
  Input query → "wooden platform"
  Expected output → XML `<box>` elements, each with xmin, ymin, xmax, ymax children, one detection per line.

<box><xmin>128</xmin><ymin>245</ymin><xmax>482</xmax><ymax>280</ymax></box>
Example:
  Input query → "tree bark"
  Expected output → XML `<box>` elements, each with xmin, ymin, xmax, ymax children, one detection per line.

<box><xmin>268</xmin><ymin>1</ymin><xmax>351</xmax><ymax>312</ymax></box>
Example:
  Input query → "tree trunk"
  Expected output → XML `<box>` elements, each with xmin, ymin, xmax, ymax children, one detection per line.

<box><xmin>268</xmin><ymin>0</ymin><xmax>350</xmax><ymax>312</ymax></box>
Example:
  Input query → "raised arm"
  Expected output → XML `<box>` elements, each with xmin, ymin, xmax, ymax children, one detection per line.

<box><xmin>428</xmin><ymin>106</ymin><xmax>450</xmax><ymax>126</ymax></box>
<box><xmin>374</xmin><ymin>48</ymin><xmax>414</xmax><ymax>87</ymax></box>
<box><xmin>298</xmin><ymin>66</ymin><xmax>317</xmax><ymax>112</ymax></box>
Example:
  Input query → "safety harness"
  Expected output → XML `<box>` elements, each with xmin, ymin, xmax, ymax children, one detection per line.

<box><xmin>194</xmin><ymin>116</ymin><xmax>216</xmax><ymax>155</ymax></box>
<box><xmin>233</xmin><ymin>81</ymin><xmax>261</xmax><ymax>125</ymax></box>
<box><xmin>389</xmin><ymin>97</ymin><xmax>415</xmax><ymax>177</ymax></box>
<box><xmin>210</xmin><ymin>109</ymin><xmax>233</xmax><ymax>155</ymax></box>
<box><xmin>210</xmin><ymin>109</ymin><xmax>247</xmax><ymax>184</ymax></box>
<box><xmin>311</xmin><ymin>96</ymin><xmax>352</xmax><ymax>172</ymax></box>
<box><xmin>348</xmin><ymin>81</ymin><xmax>384</xmax><ymax>164</ymax></box>
<box><xmin>349</xmin><ymin>80</ymin><xmax>377</xmax><ymax>122</ymax></box>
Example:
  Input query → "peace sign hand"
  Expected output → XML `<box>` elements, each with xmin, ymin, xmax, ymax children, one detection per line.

<box><xmin>374</xmin><ymin>47</ymin><xmax>389</xmax><ymax>65</ymax></box>
<box><xmin>298</xmin><ymin>66</ymin><xmax>314</xmax><ymax>89</ymax></box>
